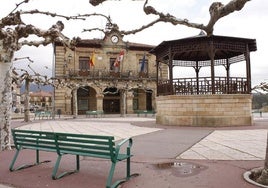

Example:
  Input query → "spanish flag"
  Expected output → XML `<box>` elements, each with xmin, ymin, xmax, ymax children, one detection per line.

<box><xmin>89</xmin><ymin>51</ymin><xmax>95</xmax><ymax>67</ymax></box>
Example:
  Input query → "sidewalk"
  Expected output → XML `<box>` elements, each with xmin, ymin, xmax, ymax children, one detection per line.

<box><xmin>0</xmin><ymin>116</ymin><xmax>267</xmax><ymax>188</ymax></box>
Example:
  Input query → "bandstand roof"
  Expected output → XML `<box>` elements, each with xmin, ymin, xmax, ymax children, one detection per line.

<box><xmin>150</xmin><ymin>34</ymin><xmax>257</xmax><ymax>67</ymax></box>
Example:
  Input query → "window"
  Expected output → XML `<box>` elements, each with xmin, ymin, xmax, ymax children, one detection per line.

<box><xmin>79</xmin><ymin>57</ymin><xmax>90</xmax><ymax>70</ymax></box>
<box><xmin>110</xmin><ymin>58</ymin><xmax>120</xmax><ymax>72</ymax></box>
<box><xmin>139</xmin><ymin>58</ymin><xmax>148</xmax><ymax>73</ymax></box>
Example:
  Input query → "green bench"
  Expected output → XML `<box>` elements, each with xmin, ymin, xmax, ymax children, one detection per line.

<box><xmin>135</xmin><ymin>110</ymin><xmax>156</xmax><ymax>117</ymax></box>
<box><xmin>10</xmin><ymin>129</ymin><xmax>136</xmax><ymax>188</ymax></box>
<box><xmin>86</xmin><ymin>110</ymin><xmax>104</xmax><ymax>118</ymax></box>
<box><xmin>34</xmin><ymin>111</ymin><xmax>52</xmax><ymax>120</ymax></box>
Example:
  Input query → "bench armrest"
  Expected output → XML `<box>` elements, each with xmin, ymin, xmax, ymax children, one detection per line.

<box><xmin>115</xmin><ymin>138</ymin><xmax>133</xmax><ymax>159</ymax></box>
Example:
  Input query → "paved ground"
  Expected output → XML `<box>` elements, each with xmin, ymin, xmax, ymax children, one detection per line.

<box><xmin>0</xmin><ymin>114</ymin><xmax>267</xmax><ymax>188</ymax></box>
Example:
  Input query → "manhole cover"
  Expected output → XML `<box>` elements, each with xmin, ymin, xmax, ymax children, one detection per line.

<box><xmin>154</xmin><ymin>161</ymin><xmax>207</xmax><ymax>177</ymax></box>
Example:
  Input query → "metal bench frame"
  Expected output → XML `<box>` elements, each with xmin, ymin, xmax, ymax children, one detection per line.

<box><xmin>10</xmin><ymin>129</ymin><xmax>135</xmax><ymax>188</ymax></box>
<box><xmin>135</xmin><ymin>110</ymin><xmax>156</xmax><ymax>117</ymax></box>
<box><xmin>86</xmin><ymin>110</ymin><xmax>104</xmax><ymax>118</ymax></box>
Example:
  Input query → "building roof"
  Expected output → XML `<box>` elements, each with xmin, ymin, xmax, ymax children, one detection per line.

<box><xmin>150</xmin><ymin>34</ymin><xmax>257</xmax><ymax>62</ymax></box>
<box><xmin>29</xmin><ymin>91</ymin><xmax>52</xmax><ymax>97</ymax></box>
<box><xmin>55</xmin><ymin>39</ymin><xmax>155</xmax><ymax>51</ymax></box>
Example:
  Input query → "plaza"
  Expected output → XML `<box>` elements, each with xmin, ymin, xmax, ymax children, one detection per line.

<box><xmin>0</xmin><ymin>114</ymin><xmax>267</xmax><ymax>187</ymax></box>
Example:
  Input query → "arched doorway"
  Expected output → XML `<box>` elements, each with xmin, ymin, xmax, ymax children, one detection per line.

<box><xmin>103</xmin><ymin>87</ymin><xmax>120</xmax><ymax>114</ymax></box>
<box><xmin>133</xmin><ymin>89</ymin><xmax>153</xmax><ymax>111</ymax></box>
<box><xmin>76</xmin><ymin>86</ymin><xmax>97</xmax><ymax>115</ymax></box>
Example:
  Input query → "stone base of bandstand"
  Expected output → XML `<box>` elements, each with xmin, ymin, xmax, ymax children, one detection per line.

<box><xmin>156</xmin><ymin>94</ymin><xmax>253</xmax><ymax>127</ymax></box>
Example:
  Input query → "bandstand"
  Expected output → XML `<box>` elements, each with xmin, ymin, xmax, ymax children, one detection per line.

<box><xmin>150</xmin><ymin>34</ymin><xmax>257</xmax><ymax>126</ymax></box>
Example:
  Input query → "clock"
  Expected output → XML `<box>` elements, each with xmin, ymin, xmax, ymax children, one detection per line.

<box><xmin>111</xmin><ymin>35</ymin><xmax>119</xmax><ymax>44</ymax></box>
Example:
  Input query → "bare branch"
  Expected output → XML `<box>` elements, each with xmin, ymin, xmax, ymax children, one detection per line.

<box><xmin>88</xmin><ymin>0</ymin><xmax>251</xmax><ymax>36</ymax></box>
<box><xmin>89</xmin><ymin>0</ymin><xmax>107</xmax><ymax>6</ymax></box>
<box><xmin>121</xmin><ymin>18</ymin><xmax>162</xmax><ymax>35</ymax></box>
<box><xmin>0</xmin><ymin>12</ymin><xmax>23</xmax><ymax>28</ymax></box>
<box><xmin>13</xmin><ymin>57</ymin><xmax>34</xmax><ymax>63</ymax></box>
<box><xmin>8</xmin><ymin>0</ymin><xmax>30</xmax><ymax>16</ymax></box>
<box><xmin>205</xmin><ymin>0</ymin><xmax>251</xmax><ymax>35</ymax></box>
<box><xmin>83</xmin><ymin>27</ymin><xmax>106</xmax><ymax>34</ymax></box>
<box><xmin>78</xmin><ymin>13</ymin><xmax>112</xmax><ymax>22</ymax></box>
<box><xmin>20</xmin><ymin>10</ymin><xmax>86</xmax><ymax>21</ymax></box>
<box><xmin>253</xmin><ymin>82</ymin><xmax>268</xmax><ymax>93</ymax></box>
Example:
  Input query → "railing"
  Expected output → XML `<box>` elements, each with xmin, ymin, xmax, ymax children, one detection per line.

<box><xmin>158</xmin><ymin>77</ymin><xmax>249</xmax><ymax>95</ymax></box>
<box><xmin>64</xmin><ymin>69</ymin><xmax>156</xmax><ymax>80</ymax></box>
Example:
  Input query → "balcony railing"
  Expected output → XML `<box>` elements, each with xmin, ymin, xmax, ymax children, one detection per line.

<box><xmin>157</xmin><ymin>77</ymin><xmax>249</xmax><ymax>95</ymax></box>
<box><xmin>63</xmin><ymin>69</ymin><xmax>156</xmax><ymax>80</ymax></box>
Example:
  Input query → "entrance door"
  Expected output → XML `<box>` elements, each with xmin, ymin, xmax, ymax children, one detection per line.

<box><xmin>103</xmin><ymin>87</ymin><xmax>120</xmax><ymax>114</ymax></box>
<box><xmin>76</xmin><ymin>86</ymin><xmax>96</xmax><ymax>114</ymax></box>
<box><xmin>146</xmin><ymin>90</ymin><xmax>153</xmax><ymax>110</ymax></box>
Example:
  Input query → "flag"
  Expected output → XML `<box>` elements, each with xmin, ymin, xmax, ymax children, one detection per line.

<box><xmin>140</xmin><ymin>53</ymin><xmax>146</xmax><ymax>72</ymax></box>
<box><xmin>114</xmin><ymin>50</ymin><xmax>124</xmax><ymax>67</ymax></box>
<box><xmin>89</xmin><ymin>51</ymin><xmax>95</xmax><ymax>67</ymax></box>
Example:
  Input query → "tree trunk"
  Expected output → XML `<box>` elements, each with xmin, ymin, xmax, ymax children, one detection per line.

<box><xmin>0</xmin><ymin>61</ymin><xmax>12</xmax><ymax>151</ymax></box>
<box><xmin>256</xmin><ymin>132</ymin><xmax>268</xmax><ymax>185</ymax></box>
<box><xmin>24</xmin><ymin>78</ymin><xmax>31</xmax><ymax>122</ymax></box>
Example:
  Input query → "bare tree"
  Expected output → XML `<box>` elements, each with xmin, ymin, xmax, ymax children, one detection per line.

<box><xmin>250</xmin><ymin>83</ymin><xmax>268</xmax><ymax>185</ymax></box>
<box><xmin>12</xmin><ymin>57</ymin><xmax>54</xmax><ymax>122</ymax></box>
<box><xmin>0</xmin><ymin>0</ymin><xmax>80</xmax><ymax>150</ymax></box>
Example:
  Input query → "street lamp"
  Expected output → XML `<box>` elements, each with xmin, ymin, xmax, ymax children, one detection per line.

<box><xmin>44</xmin><ymin>65</ymin><xmax>55</xmax><ymax>119</ymax></box>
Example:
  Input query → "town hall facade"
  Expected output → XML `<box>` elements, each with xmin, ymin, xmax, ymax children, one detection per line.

<box><xmin>53</xmin><ymin>28</ymin><xmax>164</xmax><ymax>116</ymax></box>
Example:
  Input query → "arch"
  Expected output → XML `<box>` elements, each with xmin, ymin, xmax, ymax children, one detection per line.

<box><xmin>74</xmin><ymin>86</ymin><xmax>97</xmax><ymax>115</ymax></box>
<box><xmin>103</xmin><ymin>87</ymin><xmax>120</xmax><ymax>114</ymax></box>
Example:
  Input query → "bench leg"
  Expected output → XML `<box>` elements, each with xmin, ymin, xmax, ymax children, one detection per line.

<box><xmin>9</xmin><ymin>149</ymin><xmax>20</xmax><ymax>171</ymax></box>
<box><xmin>52</xmin><ymin>154</ymin><xmax>79</xmax><ymax>180</ymax></box>
<box><xmin>9</xmin><ymin>149</ymin><xmax>51</xmax><ymax>171</ymax></box>
<box><xmin>106</xmin><ymin>162</ymin><xmax>116</xmax><ymax>188</ymax></box>
<box><xmin>107</xmin><ymin>156</ymin><xmax>138</xmax><ymax>188</ymax></box>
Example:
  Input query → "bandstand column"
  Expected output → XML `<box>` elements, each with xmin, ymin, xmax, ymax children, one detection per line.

<box><xmin>195</xmin><ymin>61</ymin><xmax>200</xmax><ymax>94</ymax></box>
<box><xmin>156</xmin><ymin>60</ymin><xmax>159</xmax><ymax>96</ymax></box>
<box><xmin>245</xmin><ymin>44</ymin><xmax>251</xmax><ymax>93</ymax></box>
<box><xmin>226</xmin><ymin>58</ymin><xmax>230</xmax><ymax>93</ymax></box>
<box><xmin>168</xmin><ymin>47</ymin><xmax>173</xmax><ymax>95</ymax></box>
<box><xmin>208</xmin><ymin>42</ymin><xmax>216</xmax><ymax>94</ymax></box>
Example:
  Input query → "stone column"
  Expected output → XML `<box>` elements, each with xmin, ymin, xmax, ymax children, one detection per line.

<box><xmin>72</xmin><ymin>89</ymin><xmax>78</xmax><ymax>118</ymax></box>
<box><xmin>126</xmin><ymin>91</ymin><xmax>134</xmax><ymax>114</ymax></box>
<box><xmin>65</xmin><ymin>92</ymin><xmax>72</xmax><ymax>115</ymax></box>
<box><xmin>96</xmin><ymin>93</ymin><xmax>104</xmax><ymax>111</ymax></box>
<box><xmin>120</xmin><ymin>90</ymin><xmax>126</xmax><ymax>117</ymax></box>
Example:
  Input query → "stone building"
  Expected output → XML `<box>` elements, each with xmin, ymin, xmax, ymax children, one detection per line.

<box><xmin>53</xmin><ymin>28</ymin><xmax>161</xmax><ymax>116</ymax></box>
<box><xmin>20</xmin><ymin>91</ymin><xmax>53</xmax><ymax>111</ymax></box>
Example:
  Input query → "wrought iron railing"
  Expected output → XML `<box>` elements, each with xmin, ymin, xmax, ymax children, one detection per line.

<box><xmin>64</xmin><ymin>69</ymin><xmax>156</xmax><ymax>80</ymax></box>
<box><xmin>158</xmin><ymin>77</ymin><xmax>249</xmax><ymax>95</ymax></box>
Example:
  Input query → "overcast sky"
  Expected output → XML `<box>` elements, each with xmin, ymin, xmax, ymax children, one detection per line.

<box><xmin>1</xmin><ymin>0</ymin><xmax>267</xmax><ymax>86</ymax></box>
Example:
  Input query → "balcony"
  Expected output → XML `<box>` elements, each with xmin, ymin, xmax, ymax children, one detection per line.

<box><xmin>63</xmin><ymin>69</ymin><xmax>157</xmax><ymax>81</ymax></box>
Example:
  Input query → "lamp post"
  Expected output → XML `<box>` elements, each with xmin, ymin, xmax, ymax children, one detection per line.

<box><xmin>44</xmin><ymin>65</ymin><xmax>55</xmax><ymax>119</ymax></box>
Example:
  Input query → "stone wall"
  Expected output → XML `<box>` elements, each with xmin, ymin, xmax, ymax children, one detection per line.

<box><xmin>156</xmin><ymin>94</ymin><xmax>252</xmax><ymax>126</ymax></box>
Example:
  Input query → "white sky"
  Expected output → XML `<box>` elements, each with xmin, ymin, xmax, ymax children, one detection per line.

<box><xmin>1</xmin><ymin>0</ymin><xmax>267</xmax><ymax>86</ymax></box>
